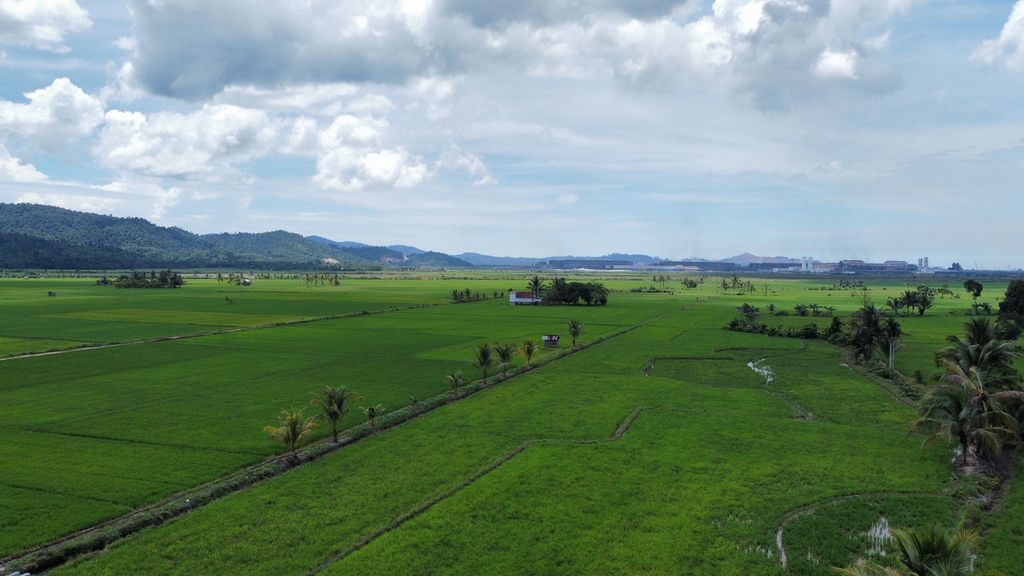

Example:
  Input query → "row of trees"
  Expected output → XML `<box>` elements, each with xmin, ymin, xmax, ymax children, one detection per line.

<box><xmin>266</xmin><ymin>320</ymin><xmax>587</xmax><ymax>457</ymax></box>
<box><xmin>885</xmin><ymin>286</ymin><xmax>935</xmax><ymax>317</ymax></box>
<box><xmin>534</xmin><ymin>277</ymin><xmax>608</xmax><ymax>306</ymax></box>
<box><xmin>97</xmin><ymin>270</ymin><xmax>184</xmax><ymax>288</ymax></box>
<box><xmin>263</xmin><ymin>385</ymin><xmax>380</xmax><ymax>460</ymax></box>
<box><xmin>449</xmin><ymin>288</ymin><xmax>493</xmax><ymax>304</ymax></box>
<box><xmin>793</xmin><ymin>303</ymin><xmax>837</xmax><ymax>317</ymax></box>
<box><xmin>466</xmin><ymin>321</ymin><xmax>583</xmax><ymax>384</ymax></box>
<box><xmin>785</xmin><ymin>286</ymin><xmax>1020</xmax><ymax>574</ymax></box>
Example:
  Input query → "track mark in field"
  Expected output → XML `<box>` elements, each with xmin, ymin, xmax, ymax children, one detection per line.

<box><xmin>773</xmin><ymin>491</ymin><xmax>949</xmax><ymax>571</ymax></box>
<box><xmin>308</xmin><ymin>406</ymin><xmax>692</xmax><ymax>575</ymax></box>
<box><xmin>0</xmin><ymin>304</ymin><xmax>439</xmax><ymax>362</ymax></box>
<box><xmin>0</xmin><ymin>481</ymin><xmax>129</xmax><ymax>506</ymax></box>
<box><xmin>15</xmin><ymin>427</ymin><xmax>264</xmax><ymax>456</ymax></box>
<box><xmin>643</xmin><ymin>354</ymin><xmax>814</xmax><ymax>421</ymax></box>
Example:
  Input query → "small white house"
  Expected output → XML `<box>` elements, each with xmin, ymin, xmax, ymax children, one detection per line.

<box><xmin>509</xmin><ymin>289</ymin><xmax>542</xmax><ymax>305</ymax></box>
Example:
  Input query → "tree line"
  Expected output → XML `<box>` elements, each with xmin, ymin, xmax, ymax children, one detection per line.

<box><xmin>96</xmin><ymin>270</ymin><xmax>184</xmax><ymax>288</ymax></box>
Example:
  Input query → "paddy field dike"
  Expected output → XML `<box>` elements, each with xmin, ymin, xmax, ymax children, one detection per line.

<box><xmin>0</xmin><ymin>274</ymin><xmax>1020</xmax><ymax>575</ymax></box>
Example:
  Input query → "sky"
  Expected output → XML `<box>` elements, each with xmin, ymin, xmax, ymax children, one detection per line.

<box><xmin>0</xmin><ymin>0</ymin><xmax>1022</xmax><ymax>267</ymax></box>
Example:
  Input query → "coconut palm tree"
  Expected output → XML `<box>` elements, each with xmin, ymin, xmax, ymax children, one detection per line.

<box><xmin>473</xmin><ymin>342</ymin><xmax>495</xmax><ymax>384</ymax></box>
<box><xmin>520</xmin><ymin>339</ymin><xmax>539</xmax><ymax>366</ymax></box>
<box><xmin>528</xmin><ymin>276</ymin><xmax>545</xmax><ymax>298</ymax></box>
<box><xmin>445</xmin><ymin>371</ymin><xmax>465</xmax><ymax>397</ymax></box>
<box><xmin>833</xmin><ymin>524</ymin><xmax>978</xmax><ymax>576</ymax></box>
<box><xmin>850</xmin><ymin>303</ymin><xmax>884</xmax><ymax>363</ymax></box>
<box><xmin>567</xmin><ymin>319</ymin><xmax>582</xmax><ymax>348</ymax></box>
<box><xmin>911</xmin><ymin>361</ymin><xmax>1019</xmax><ymax>466</ymax></box>
<box><xmin>314</xmin><ymin>385</ymin><xmax>360</xmax><ymax>443</ymax></box>
<box><xmin>886</xmin><ymin>296</ymin><xmax>903</xmax><ymax>317</ymax></box>
<box><xmin>879</xmin><ymin>317</ymin><xmax>903</xmax><ymax>370</ymax></box>
<box><xmin>916</xmin><ymin>290</ymin><xmax>934</xmax><ymax>316</ymax></box>
<box><xmin>938</xmin><ymin>318</ymin><xmax>1022</xmax><ymax>389</ymax></box>
<box><xmin>362</xmin><ymin>403</ymin><xmax>384</xmax><ymax>429</ymax></box>
<box><xmin>494</xmin><ymin>343</ymin><xmax>515</xmax><ymax>377</ymax></box>
<box><xmin>263</xmin><ymin>409</ymin><xmax>319</xmax><ymax>457</ymax></box>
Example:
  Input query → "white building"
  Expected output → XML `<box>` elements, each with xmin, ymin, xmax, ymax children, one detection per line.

<box><xmin>509</xmin><ymin>290</ymin><xmax>542</xmax><ymax>305</ymax></box>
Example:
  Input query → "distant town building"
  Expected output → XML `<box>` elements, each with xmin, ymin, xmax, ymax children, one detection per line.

<box><xmin>540</xmin><ymin>259</ymin><xmax>632</xmax><ymax>270</ymax></box>
<box><xmin>653</xmin><ymin>260</ymin><xmax>739</xmax><ymax>272</ymax></box>
<box><xmin>838</xmin><ymin>260</ymin><xmax>917</xmax><ymax>274</ymax></box>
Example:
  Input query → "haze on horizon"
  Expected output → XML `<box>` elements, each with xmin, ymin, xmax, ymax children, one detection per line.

<box><xmin>0</xmin><ymin>1</ymin><xmax>1021</xmax><ymax>268</ymax></box>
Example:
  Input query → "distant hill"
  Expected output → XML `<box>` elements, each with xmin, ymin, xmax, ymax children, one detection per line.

<box><xmin>0</xmin><ymin>203</ymin><xmax>473</xmax><ymax>270</ymax></box>
<box><xmin>455</xmin><ymin>253</ymin><xmax>541</xmax><ymax>267</ymax></box>
<box><xmin>386</xmin><ymin>244</ymin><xmax>425</xmax><ymax>255</ymax></box>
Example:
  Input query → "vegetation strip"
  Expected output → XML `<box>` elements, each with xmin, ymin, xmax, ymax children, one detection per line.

<box><xmin>0</xmin><ymin>309</ymin><xmax>671</xmax><ymax>575</ymax></box>
<box><xmin>307</xmin><ymin>406</ymin><xmax>651</xmax><ymax>575</ymax></box>
<box><xmin>0</xmin><ymin>303</ymin><xmax>438</xmax><ymax>362</ymax></box>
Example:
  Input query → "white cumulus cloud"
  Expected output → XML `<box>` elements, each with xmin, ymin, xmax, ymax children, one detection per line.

<box><xmin>437</xmin><ymin>145</ymin><xmax>494</xmax><ymax>186</ymax></box>
<box><xmin>313</xmin><ymin>114</ymin><xmax>430</xmax><ymax>192</ymax></box>
<box><xmin>0</xmin><ymin>77</ymin><xmax>104</xmax><ymax>151</ymax></box>
<box><xmin>0</xmin><ymin>0</ymin><xmax>91</xmax><ymax>51</ymax></box>
<box><xmin>0</xmin><ymin>143</ymin><xmax>46</xmax><ymax>182</ymax></box>
<box><xmin>972</xmin><ymin>0</ymin><xmax>1024</xmax><ymax>71</ymax></box>
<box><xmin>94</xmin><ymin>104</ymin><xmax>280</xmax><ymax>179</ymax></box>
<box><xmin>815</xmin><ymin>49</ymin><xmax>859</xmax><ymax>79</ymax></box>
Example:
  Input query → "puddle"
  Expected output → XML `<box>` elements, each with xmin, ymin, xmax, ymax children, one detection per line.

<box><xmin>747</xmin><ymin>358</ymin><xmax>775</xmax><ymax>385</ymax></box>
<box><xmin>866</xmin><ymin>517</ymin><xmax>891</xmax><ymax>557</ymax></box>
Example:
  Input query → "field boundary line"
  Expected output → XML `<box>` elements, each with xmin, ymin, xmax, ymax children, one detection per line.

<box><xmin>0</xmin><ymin>305</ymin><xmax>679</xmax><ymax>575</ymax></box>
<box><xmin>773</xmin><ymin>490</ymin><xmax>950</xmax><ymax>571</ymax></box>
<box><xmin>307</xmin><ymin>405</ymin><xmax>667</xmax><ymax>575</ymax></box>
<box><xmin>10</xmin><ymin>427</ymin><xmax>265</xmax><ymax>456</ymax></box>
<box><xmin>0</xmin><ymin>481</ymin><xmax>131</xmax><ymax>507</ymax></box>
<box><xmin>0</xmin><ymin>303</ymin><xmax>440</xmax><ymax>362</ymax></box>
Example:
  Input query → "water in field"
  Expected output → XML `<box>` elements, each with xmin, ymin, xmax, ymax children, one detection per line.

<box><xmin>865</xmin><ymin>517</ymin><xmax>891</xmax><ymax>557</ymax></box>
<box><xmin>747</xmin><ymin>358</ymin><xmax>775</xmax><ymax>384</ymax></box>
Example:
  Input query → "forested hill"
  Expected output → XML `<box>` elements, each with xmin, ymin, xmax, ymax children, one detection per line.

<box><xmin>0</xmin><ymin>203</ymin><xmax>473</xmax><ymax>270</ymax></box>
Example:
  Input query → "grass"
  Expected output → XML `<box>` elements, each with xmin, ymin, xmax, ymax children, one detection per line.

<box><xmin>1</xmin><ymin>274</ymin><xmax>1020</xmax><ymax>574</ymax></box>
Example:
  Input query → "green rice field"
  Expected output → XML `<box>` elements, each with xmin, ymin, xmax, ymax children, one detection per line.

<box><xmin>0</xmin><ymin>274</ymin><xmax>1020</xmax><ymax>574</ymax></box>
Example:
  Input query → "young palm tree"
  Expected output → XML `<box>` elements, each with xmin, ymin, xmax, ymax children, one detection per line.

<box><xmin>494</xmin><ymin>343</ymin><xmax>515</xmax><ymax>377</ymax></box>
<box><xmin>520</xmin><ymin>339</ymin><xmax>539</xmax><ymax>366</ymax></box>
<box><xmin>886</xmin><ymin>296</ymin><xmax>903</xmax><ymax>317</ymax></box>
<box><xmin>362</xmin><ymin>403</ymin><xmax>384</xmax><ymax>429</ymax></box>
<box><xmin>263</xmin><ymin>409</ymin><xmax>319</xmax><ymax>457</ymax></box>
<box><xmin>473</xmin><ymin>342</ymin><xmax>495</xmax><ymax>384</ymax></box>
<box><xmin>567</xmin><ymin>319</ymin><xmax>582</xmax><ymax>348</ymax></box>
<box><xmin>834</xmin><ymin>524</ymin><xmax>978</xmax><ymax>576</ymax></box>
<box><xmin>445</xmin><ymin>371</ymin><xmax>466</xmax><ymax>397</ymax></box>
<box><xmin>315</xmin><ymin>385</ymin><xmax>360</xmax><ymax>443</ymax></box>
<box><xmin>528</xmin><ymin>275</ymin><xmax>545</xmax><ymax>297</ymax></box>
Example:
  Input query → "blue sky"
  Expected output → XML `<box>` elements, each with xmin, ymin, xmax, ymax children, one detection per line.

<box><xmin>0</xmin><ymin>1</ymin><xmax>1022</xmax><ymax>267</ymax></box>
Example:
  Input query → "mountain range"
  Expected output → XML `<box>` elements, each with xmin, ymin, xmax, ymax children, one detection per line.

<box><xmin>0</xmin><ymin>203</ymin><xmax>799</xmax><ymax>270</ymax></box>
